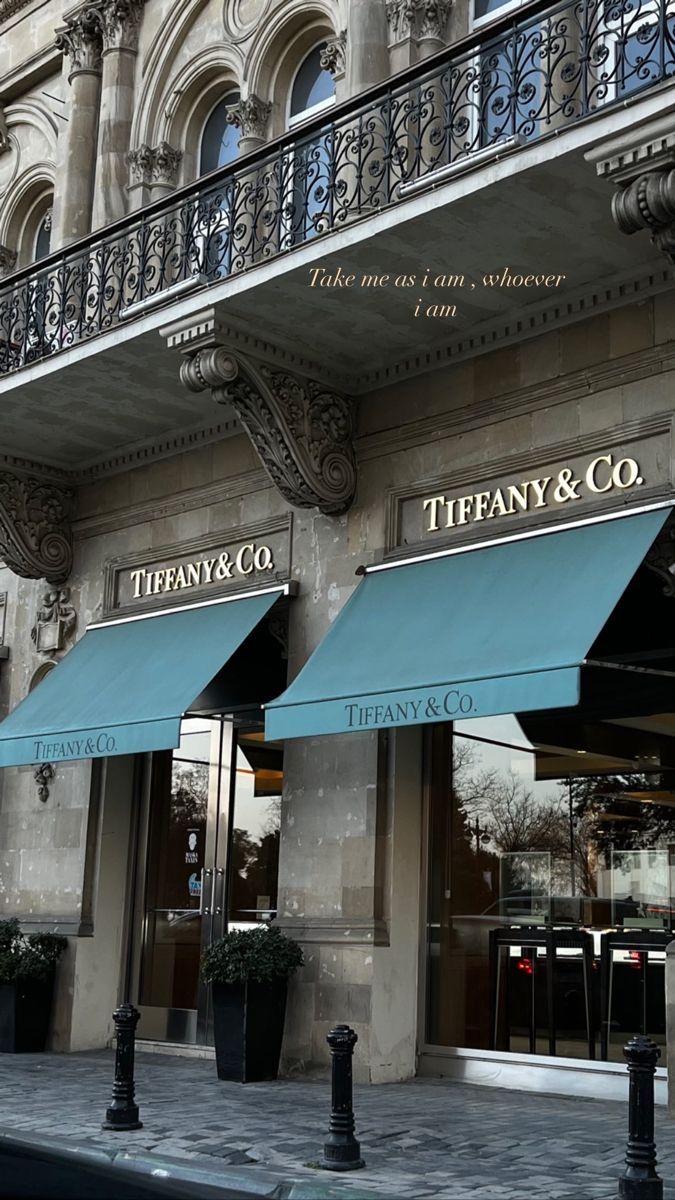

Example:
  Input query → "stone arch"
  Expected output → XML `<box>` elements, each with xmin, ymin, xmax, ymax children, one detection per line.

<box><xmin>29</xmin><ymin>661</ymin><xmax>57</xmax><ymax>693</ymax></box>
<box><xmin>161</xmin><ymin>50</ymin><xmax>243</xmax><ymax>183</ymax></box>
<box><xmin>0</xmin><ymin>167</ymin><xmax>54</xmax><ymax>268</ymax></box>
<box><xmin>244</xmin><ymin>0</ymin><xmax>341</xmax><ymax>139</ymax></box>
<box><xmin>131</xmin><ymin>0</ymin><xmax>244</xmax><ymax>182</ymax></box>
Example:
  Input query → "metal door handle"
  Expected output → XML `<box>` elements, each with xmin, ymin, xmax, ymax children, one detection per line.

<box><xmin>212</xmin><ymin>867</ymin><xmax>225</xmax><ymax>915</ymax></box>
<box><xmin>199</xmin><ymin>867</ymin><xmax>213</xmax><ymax>916</ymax></box>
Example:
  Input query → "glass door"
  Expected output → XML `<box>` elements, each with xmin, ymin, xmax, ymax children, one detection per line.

<box><xmin>132</xmin><ymin>714</ymin><xmax>283</xmax><ymax>1044</ymax></box>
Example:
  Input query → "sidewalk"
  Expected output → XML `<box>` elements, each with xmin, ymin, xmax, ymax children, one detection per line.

<box><xmin>0</xmin><ymin>1050</ymin><xmax>673</xmax><ymax>1200</ymax></box>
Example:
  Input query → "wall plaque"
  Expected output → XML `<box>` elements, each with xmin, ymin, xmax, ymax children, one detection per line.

<box><xmin>103</xmin><ymin>516</ymin><xmax>292</xmax><ymax>617</ymax></box>
<box><xmin>388</xmin><ymin>423</ymin><xmax>673</xmax><ymax>553</ymax></box>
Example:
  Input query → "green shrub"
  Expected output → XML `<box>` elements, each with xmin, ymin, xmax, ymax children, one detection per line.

<box><xmin>201</xmin><ymin>924</ymin><xmax>303</xmax><ymax>986</ymax></box>
<box><xmin>0</xmin><ymin>918</ymin><xmax>67</xmax><ymax>983</ymax></box>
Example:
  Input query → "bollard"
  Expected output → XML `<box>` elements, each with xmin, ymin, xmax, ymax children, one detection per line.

<box><xmin>102</xmin><ymin>1002</ymin><xmax>143</xmax><ymax>1132</ymax></box>
<box><xmin>619</xmin><ymin>1035</ymin><xmax>662</xmax><ymax>1200</ymax></box>
<box><xmin>322</xmin><ymin>1024</ymin><xmax>365</xmax><ymax>1171</ymax></box>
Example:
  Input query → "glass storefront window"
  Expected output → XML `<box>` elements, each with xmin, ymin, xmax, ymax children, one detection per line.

<box><xmin>425</xmin><ymin>713</ymin><xmax>675</xmax><ymax>1063</ymax></box>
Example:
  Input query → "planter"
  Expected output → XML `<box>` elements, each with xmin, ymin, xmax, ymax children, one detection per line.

<box><xmin>212</xmin><ymin>978</ymin><xmax>288</xmax><ymax>1082</ymax></box>
<box><xmin>0</xmin><ymin>973</ymin><xmax>55</xmax><ymax>1052</ymax></box>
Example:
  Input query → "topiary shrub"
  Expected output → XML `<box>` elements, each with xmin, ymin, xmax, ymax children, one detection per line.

<box><xmin>0</xmin><ymin>918</ymin><xmax>67</xmax><ymax>983</ymax></box>
<box><xmin>201</xmin><ymin>924</ymin><xmax>303</xmax><ymax>986</ymax></box>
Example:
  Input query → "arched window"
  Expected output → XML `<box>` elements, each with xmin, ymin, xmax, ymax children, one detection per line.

<box><xmin>285</xmin><ymin>44</ymin><xmax>336</xmax><ymax>248</ymax></box>
<box><xmin>289</xmin><ymin>44</ymin><xmax>335</xmax><ymax>125</ymax></box>
<box><xmin>34</xmin><ymin>208</ymin><xmax>52</xmax><ymax>261</ymax></box>
<box><xmin>200</xmin><ymin>92</ymin><xmax>241</xmax><ymax>174</ymax></box>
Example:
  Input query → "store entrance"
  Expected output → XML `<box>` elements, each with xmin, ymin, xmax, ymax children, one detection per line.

<box><xmin>131</xmin><ymin>714</ymin><xmax>283</xmax><ymax>1044</ymax></box>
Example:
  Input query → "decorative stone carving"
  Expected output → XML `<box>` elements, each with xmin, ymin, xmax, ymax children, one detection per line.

<box><xmin>386</xmin><ymin>0</ymin><xmax>417</xmax><ymax>39</ymax></box>
<box><xmin>386</xmin><ymin>0</ymin><xmax>450</xmax><ymax>41</ymax></box>
<box><xmin>34</xmin><ymin>763</ymin><xmax>55</xmax><ymax>803</ymax></box>
<box><xmin>320</xmin><ymin>31</ymin><xmax>347</xmax><ymax>78</ymax></box>
<box><xmin>645</xmin><ymin>522</ymin><xmax>675</xmax><ymax>598</ymax></box>
<box><xmin>128</xmin><ymin>142</ymin><xmax>182</xmax><ymax>187</ymax></box>
<box><xmin>31</xmin><ymin>586</ymin><xmax>77</xmax><ymax>654</ymax></box>
<box><xmin>55</xmin><ymin>8</ymin><xmax>103</xmax><ymax>76</ymax></box>
<box><xmin>225</xmin><ymin>95</ymin><xmax>272</xmax><ymax>142</ymax></box>
<box><xmin>0</xmin><ymin>245</ymin><xmax>17</xmax><ymax>278</ymax></box>
<box><xmin>611</xmin><ymin>171</ymin><xmax>675</xmax><ymax>267</ymax></box>
<box><xmin>0</xmin><ymin>474</ymin><xmax>73</xmax><ymax>583</ymax></box>
<box><xmin>92</xmin><ymin>0</ymin><xmax>145</xmax><ymax>52</ymax></box>
<box><xmin>0</xmin><ymin>106</ymin><xmax>9</xmax><ymax>155</ymax></box>
<box><xmin>0</xmin><ymin>0</ymin><xmax>32</xmax><ymax>21</ymax></box>
<box><xmin>419</xmin><ymin>0</ymin><xmax>452</xmax><ymax>39</ymax></box>
<box><xmin>180</xmin><ymin>349</ymin><xmax>357</xmax><ymax>514</ymax></box>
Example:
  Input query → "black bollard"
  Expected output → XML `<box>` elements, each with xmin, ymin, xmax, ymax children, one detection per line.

<box><xmin>619</xmin><ymin>1035</ymin><xmax>662</xmax><ymax>1200</ymax></box>
<box><xmin>322</xmin><ymin>1024</ymin><xmax>365</xmax><ymax>1171</ymax></box>
<box><xmin>102</xmin><ymin>1002</ymin><xmax>143</xmax><ymax>1132</ymax></box>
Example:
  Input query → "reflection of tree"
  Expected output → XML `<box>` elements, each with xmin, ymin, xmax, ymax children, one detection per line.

<box><xmin>170</xmin><ymin>764</ymin><xmax>208</xmax><ymax>825</ymax></box>
<box><xmin>230</xmin><ymin>824</ymin><xmax>280</xmax><ymax>914</ymax></box>
<box><xmin>453</xmin><ymin>735</ymin><xmax>675</xmax><ymax>905</ymax></box>
<box><xmin>570</xmin><ymin>774</ymin><xmax>673</xmax><ymax>863</ymax></box>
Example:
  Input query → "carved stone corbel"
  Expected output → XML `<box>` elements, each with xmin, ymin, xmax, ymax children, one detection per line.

<box><xmin>592</xmin><ymin>129</ymin><xmax>675</xmax><ymax>268</ymax></box>
<box><xmin>0</xmin><ymin>473</ymin><xmax>73</xmax><ymax>583</ymax></box>
<box><xmin>180</xmin><ymin>349</ymin><xmax>356</xmax><ymax>515</ymax></box>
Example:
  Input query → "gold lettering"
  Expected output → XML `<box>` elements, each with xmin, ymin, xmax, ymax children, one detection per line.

<box><xmin>529</xmin><ymin>477</ymin><xmax>551</xmax><ymax>508</ymax></box>
<box><xmin>201</xmin><ymin>558</ymin><xmax>217</xmax><ymax>583</ymax></box>
<box><xmin>186</xmin><ymin>563</ymin><xmax>200</xmax><ymax>587</ymax></box>
<box><xmin>473</xmin><ymin>492</ymin><xmax>491</xmax><ymax>521</ymax></box>
<box><xmin>130</xmin><ymin>568</ymin><xmax>145</xmax><ymax>598</ymax></box>
<box><xmin>488</xmin><ymin>489</ymin><xmax>508</xmax><ymax>519</ymax></box>
<box><xmin>175</xmin><ymin>565</ymin><xmax>188</xmax><ymax>589</ymax></box>
<box><xmin>507</xmin><ymin>482</ymin><xmax>529</xmax><ymax>512</ymax></box>
<box><xmin>423</xmin><ymin>495</ymin><xmax>445</xmax><ymax>532</ymax></box>
<box><xmin>586</xmin><ymin>454</ymin><xmax>613</xmax><ymax>494</ymax></box>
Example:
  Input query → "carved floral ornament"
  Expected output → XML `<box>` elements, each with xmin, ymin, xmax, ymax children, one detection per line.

<box><xmin>320</xmin><ymin>31</ymin><xmax>347</xmax><ymax>77</ymax></box>
<box><xmin>386</xmin><ymin>0</ymin><xmax>452</xmax><ymax>41</ymax></box>
<box><xmin>0</xmin><ymin>473</ymin><xmax>73</xmax><ymax>584</ymax></box>
<box><xmin>225</xmin><ymin>96</ymin><xmax>272</xmax><ymax>142</ymax></box>
<box><xmin>55</xmin><ymin>0</ymin><xmax>144</xmax><ymax>72</ymax></box>
<box><xmin>128</xmin><ymin>142</ymin><xmax>183</xmax><ymax>186</ymax></box>
<box><xmin>180</xmin><ymin>349</ymin><xmax>357</xmax><ymax>515</ymax></box>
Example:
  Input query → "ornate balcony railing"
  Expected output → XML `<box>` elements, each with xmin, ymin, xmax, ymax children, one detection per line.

<box><xmin>1</xmin><ymin>0</ymin><xmax>674</xmax><ymax>376</ymax></box>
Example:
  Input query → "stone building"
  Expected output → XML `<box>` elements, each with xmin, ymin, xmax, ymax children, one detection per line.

<box><xmin>1</xmin><ymin>0</ymin><xmax>675</xmax><ymax>1105</ymax></box>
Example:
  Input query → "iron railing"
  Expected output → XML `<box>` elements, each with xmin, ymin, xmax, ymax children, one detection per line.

<box><xmin>1</xmin><ymin>0</ymin><xmax>674</xmax><ymax>376</ymax></box>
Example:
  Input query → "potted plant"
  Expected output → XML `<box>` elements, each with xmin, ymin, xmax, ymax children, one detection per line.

<box><xmin>0</xmin><ymin>918</ymin><xmax>67</xmax><ymax>1052</ymax></box>
<box><xmin>201</xmin><ymin>924</ymin><xmax>303</xmax><ymax>1082</ymax></box>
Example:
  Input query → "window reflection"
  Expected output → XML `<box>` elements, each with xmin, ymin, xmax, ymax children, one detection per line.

<box><xmin>426</xmin><ymin>714</ymin><xmax>675</xmax><ymax>1062</ymax></box>
<box><xmin>228</xmin><ymin>729</ymin><xmax>281</xmax><ymax>929</ymax></box>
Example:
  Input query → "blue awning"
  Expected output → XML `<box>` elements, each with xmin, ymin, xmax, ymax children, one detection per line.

<box><xmin>0</xmin><ymin>589</ymin><xmax>283</xmax><ymax>767</ymax></box>
<box><xmin>265</xmin><ymin>509</ymin><xmax>670</xmax><ymax>741</ymax></box>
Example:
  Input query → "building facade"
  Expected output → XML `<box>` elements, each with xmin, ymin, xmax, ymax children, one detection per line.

<box><xmin>1</xmin><ymin>0</ymin><xmax>675</xmax><ymax>1104</ymax></box>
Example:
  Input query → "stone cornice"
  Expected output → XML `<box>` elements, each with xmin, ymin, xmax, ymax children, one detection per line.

<box><xmin>349</xmin><ymin>265</ymin><xmax>672</xmax><ymax>393</ymax></box>
<box><xmin>357</xmin><ymin>343</ymin><xmax>675</xmax><ymax>462</ymax></box>
<box><xmin>72</xmin><ymin>466</ymin><xmax>271</xmax><ymax>540</ymax></box>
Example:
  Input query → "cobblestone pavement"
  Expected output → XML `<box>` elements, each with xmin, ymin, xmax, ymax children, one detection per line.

<box><xmin>0</xmin><ymin>1050</ymin><xmax>674</xmax><ymax>1200</ymax></box>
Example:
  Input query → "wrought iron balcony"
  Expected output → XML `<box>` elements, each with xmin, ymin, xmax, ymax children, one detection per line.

<box><xmin>1</xmin><ymin>0</ymin><xmax>673</xmax><ymax>377</ymax></box>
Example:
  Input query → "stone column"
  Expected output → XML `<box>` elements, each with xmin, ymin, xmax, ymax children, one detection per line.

<box><xmin>416</xmin><ymin>0</ymin><xmax>451</xmax><ymax>59</ymax></box>
<box><xmin>91</xmin><ymin>0</ymin><xmax>144</xmax><ymax>229</ymax></box>
<box><xmin>225</xmin><ymin>95</ymin><xmax>271</xmax><ymax>157</ymax></box>
<box><xmin>52</xmin><ymin>11</ymin><xmax>103</xmax><ymax>248</ymax></box>
<box><xmin>127</xmin><ymin>142</ymin><xmax>183</xmax><ymax>211</ymax></box>
<box><xmin>348</xmin><ymin>0</ymin><xmax>390</xmax><ymax>93</ymax></box>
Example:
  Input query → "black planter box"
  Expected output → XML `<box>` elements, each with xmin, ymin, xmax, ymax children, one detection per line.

<box><xmin>212</xmin><ymin>978</ymin><xmax>288</xmax><ymax>1082</ymax></box>
<box><xmin>0</xmin><ymin>974</ymin><xmax>55</xmax><ymax>1052</ymax></box>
